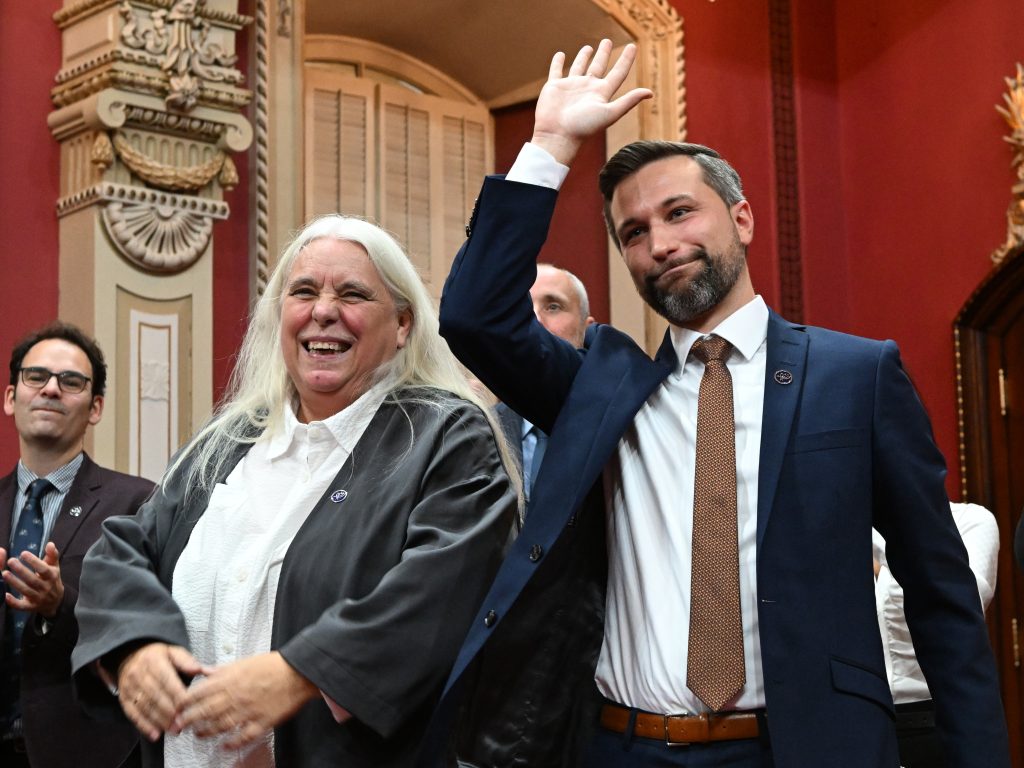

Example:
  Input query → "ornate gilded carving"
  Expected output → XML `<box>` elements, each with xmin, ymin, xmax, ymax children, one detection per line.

<box><xmin>55</xmin><ymin>0</ymin><xmax>250</xmax><ymax>31</ymax></box>
<box><xmin>992</xmin><ymin>63</ymin><xmax>1024</xmax><ymax>265</ymax></box>
<box><xmin>103</xmin><ymin>198</ymin><xmax>214</xmax><ymax>272</ymax></box>
<box><xmin>112</xmin><ymin>131</ymin><xmax>226</xmax><ymax>191</ymax></box>
<box><xmin>218</xmin><ymin>156</ymin><xmax>238</xmax><ymax>190</ymax></box>
<box><xmin>119</xmin><ymin>0</ymin><xmax>239</xmax><ymax>110</ymax></box>
<box><xmin>92</xmin><ymin>131</ymin><xmax>115</xmax><ymax>171</ymax></box>
<box><xmin>277</xmin><ymin>0</ymin><xmax>292</xmax><ymax>38</ymax></box>
<box><xmin>122</xmin><ymin>105</ymin><xmax>224</xmax><ymax>141</ymax></box>
<box><xmin>591</xmin><ymin>0</ymin><xmax>686</xmax><ymax>139</ymax></box>
<box><xmin>57</xmin><ymin>181</ymin><xmax>229</xmax><ymax>219</ymax></box>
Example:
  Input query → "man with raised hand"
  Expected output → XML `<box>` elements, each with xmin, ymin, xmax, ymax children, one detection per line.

<box><xmin>428</xmin><ymin>40</ymin><xmax>1009</xmax><ymax>768</ymax></box>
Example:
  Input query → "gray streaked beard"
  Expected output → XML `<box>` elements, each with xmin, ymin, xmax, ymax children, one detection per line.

<box><xmin>642</xmin><ymin>245</ymin><xmax>745</xmax><ymax>325</ymax></box>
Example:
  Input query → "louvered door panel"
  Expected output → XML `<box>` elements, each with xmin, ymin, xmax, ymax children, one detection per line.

<box><xmin>303</xmin><ymin>69</ymin><xmax>376</xmax><ymax>220</ymax></box>
<box><xmin>379</xmin><ymin>84</ymin><xmax>432</xmax><ymax>278</ymax></box>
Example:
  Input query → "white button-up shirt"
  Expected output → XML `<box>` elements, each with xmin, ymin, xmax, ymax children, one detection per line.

<box><xmin>873</xmin><ymin>502</ymin><xmax>999</xmax><ymax>704</ymax></box>
<box><xmin>166</xmin><ymin>384</ymin><xmax>386</xmax><ymax>767</ymax></box>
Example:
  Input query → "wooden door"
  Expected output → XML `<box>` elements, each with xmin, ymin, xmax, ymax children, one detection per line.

<box><xmin>956</xmin><ymin>243</ymin><xmax>1024</xmax><ymax>764</ymax></box>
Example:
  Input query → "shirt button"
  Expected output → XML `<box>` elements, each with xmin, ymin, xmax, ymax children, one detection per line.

<box><xmin>222</xmin><ymin>643</ymin><xmax>234</xmax><ymax>654</ymax></box>
<box><xmin>483</xmin><ymin>610</ymin><xmax>497</xmax><ymax>628</ymax></box>
<box><xmin>236</xmin><ymin>570</ymin><xmax>247</xmax><ymax>583</ymax></box>
<box><xmin>528</xmin><ymin>544</ymin><xmax>543</xmax><ymax>562</ymax></box>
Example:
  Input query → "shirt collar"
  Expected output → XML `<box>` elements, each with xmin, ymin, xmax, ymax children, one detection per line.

<box><xmin>669</xmin><ymin>295</ymin><xmax>769</xmax><ymax>371</ymax></box>
<box><xmin>16</xmin><ymin>452</ymin><xmax>84</xmax><ymax>497</ymax></box>
<box><xmin>264</xmin><ymin>382</ymin><xmax>390</xmax><ymax>461</ymax></box>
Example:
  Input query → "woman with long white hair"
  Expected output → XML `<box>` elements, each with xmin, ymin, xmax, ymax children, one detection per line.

<box><xmin>71</xmin><ymin>216</ymin><xmax>519</xmax><ymax>768</ymax></box>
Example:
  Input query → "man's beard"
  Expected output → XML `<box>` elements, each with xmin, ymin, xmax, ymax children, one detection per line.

<box><xmin>641</xmin><ymin>239</ymin><xmax>745</xmax><ymax>325</ymax></box>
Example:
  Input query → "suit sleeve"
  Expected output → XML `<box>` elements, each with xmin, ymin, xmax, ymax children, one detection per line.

<box><xmin>70</xmin><ymin>477</ymin><xmax>193</xmax><ymax>715</ymax></box>
<box><xmin>278</xmin><ymin>404</ymin><xmax>516</xmax><ymax>739</ymax></box>
<box><xmin>439</xmin><ymin>176</ymin><xmax>584</xmax><ymax>434</ymax></box>
<box><xmin>869</xmin><ymin>341</ymin><xmax>1010</xmax><ymax>766</ymax></box>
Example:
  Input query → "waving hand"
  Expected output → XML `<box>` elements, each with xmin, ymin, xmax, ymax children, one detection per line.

<box><xmin>531</xmin><ymin>39</ymin><xmax>653</xmax><ymax>165</ymax></box>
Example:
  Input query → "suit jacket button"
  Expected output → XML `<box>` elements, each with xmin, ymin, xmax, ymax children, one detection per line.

<box><xmin>483</xmin><ymin>610</ymin><xmax>497</xmax><ymax>628</ymax></box>
<box><xmin>528</xmin><ymin>544</ymin><xmax>543</xmax><ymax>562</ymax></box>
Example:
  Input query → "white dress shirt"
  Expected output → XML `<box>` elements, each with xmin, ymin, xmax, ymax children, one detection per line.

<box><xmin>873</xmin><ymin>502</ymin><xmax>999</xmax><ymax>704</ymax></box>
<box><xmin>166</xmin><ymin>384</ymin><xmax>386</xmax><ymax>768</ymax></box>
<box><xmin>508</xmin><ymin>142</ymin><xmax>769</xmax><ymax>714</ymax></box>
<box><xmin>597</xmin><ymin>298</ymin><xmax>768</xmax><ymax>713</ymax></box>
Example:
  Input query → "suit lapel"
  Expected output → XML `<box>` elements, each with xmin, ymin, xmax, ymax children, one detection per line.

<box><xmin>537</xmin><ymin>329</ymin><xmax>676</xmax><ymax>528</ymax></box>
<box><xmin>50</xmin><ymin>454</ymin><xmax>98</xmax><ymax>555</ymax></box>
<box><xmin>757</xmin><ymin>312</ymin><xmax>808</xmax><ymax>548</ymax></box>
<box><xmin>0</xmin><ymin>471</ymin><xmax>15</xmax><ymax>548</ymax></box>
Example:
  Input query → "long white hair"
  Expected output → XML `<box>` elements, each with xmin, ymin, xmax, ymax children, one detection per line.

<box><xmin>167</xmin><ymin>215</ymin><xmax>522</xmax><ymax>503</ymax></box>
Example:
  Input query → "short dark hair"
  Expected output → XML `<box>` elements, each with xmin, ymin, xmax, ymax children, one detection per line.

<box><xmin>598</xmin><ymin>140</ymin><xmax>746</xmax><ymax>247</ymax></box>
<box><xmin>9</xmin><ymin>321</ymin><xmax>107</xmax><ymax>397</ymax></box>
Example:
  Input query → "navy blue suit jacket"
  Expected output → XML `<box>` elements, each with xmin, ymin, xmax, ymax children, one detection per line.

<box><xmin>430</xmin><ymin>176</ymin><xmax>1009</xmax><ymax>767</ymax></box>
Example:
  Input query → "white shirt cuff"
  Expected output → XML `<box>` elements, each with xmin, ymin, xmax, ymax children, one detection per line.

<box><xmin>506</xmin><ymin>142</ymin><xmax>570</xmax><ymax>190</ymax></box>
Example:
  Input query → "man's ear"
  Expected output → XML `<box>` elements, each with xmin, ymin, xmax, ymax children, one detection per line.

<box><xmin>3</xmin><ymin>385</ymin><xmax>15</xmax><ymax>417</ymax></box>
<box><xmin>732</xmin><ymin>200</ymin><xmax>754</xmax><ymax>245</ymax></box>
<box><xmin>88</xmin><ymin>395</ymin><xmax>104</xmax><ymax>426</ymax></box>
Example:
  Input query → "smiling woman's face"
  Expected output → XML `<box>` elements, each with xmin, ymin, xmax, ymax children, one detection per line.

<box><xmin>279</xmin><ymin>238</ymin><xmax>412</xmax><ymax>423</ymax></box>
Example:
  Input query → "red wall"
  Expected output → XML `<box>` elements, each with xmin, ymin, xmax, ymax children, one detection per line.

<box><xmin>212</xmin><ymin>0</ymin><xmax>254</xmax><ymax>404</ymax></box>
<box><xmin>805</xmin><ymin>0</ymin><xmax>1022</xmax><ymax>496</ymax></box>
<box><xmin>677</xmin><ymin>0</ymin><xmax>781</xmax><ymax>309</ymax></box>
<box><xmin>0</xmin><ymin>2</ymin><xmax>64</xmax><ymax>470</ymax></box>
<box><xmin>494</xmin><ymin>103</ymin><xmax>611</xmax><ymax>323</ymax></box>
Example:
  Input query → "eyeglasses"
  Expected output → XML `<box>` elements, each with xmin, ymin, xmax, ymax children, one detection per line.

<box><xmin>18</xmin><ymin>366</ymin><xmax>92</xmax><ymax>394</ymax></box>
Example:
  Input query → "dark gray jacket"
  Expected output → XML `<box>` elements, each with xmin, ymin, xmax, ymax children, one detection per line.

<box><xmin>72</xmin><ymin>389</ymin><xmax>516</xmax><ymax>768</ymax></box>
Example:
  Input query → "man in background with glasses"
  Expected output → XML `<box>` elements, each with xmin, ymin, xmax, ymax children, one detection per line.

<box><xmin>0</xmin><ymin>321</ymin><xmax>154</xmax><ymax>768</ymax></box>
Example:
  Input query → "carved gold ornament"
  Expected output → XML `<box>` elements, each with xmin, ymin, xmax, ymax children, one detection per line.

<box><xmin>993</xmin><ymin>62</ymin><xmax>1024</xmax><ymax>265</ymax></box>
<box><xmin>119</xmin><ymin>0</ymin><xmax>239</xmax><ymax>111</ymax></box>
<box><xmin>102</xmin><ymin>196</ymin><xmax>215</xmax><ymax>273</ymax></box>
<box><xmin>112</xmin><ymin>131</ymin><xmax>226</xmax><ymax>191</ymax></box>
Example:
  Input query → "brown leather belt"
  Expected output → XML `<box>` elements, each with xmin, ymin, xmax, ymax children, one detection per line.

<box><xmin>600</xmin><ymin>702</ymin><xmax>761</xmax><ymax>745</ymax></box>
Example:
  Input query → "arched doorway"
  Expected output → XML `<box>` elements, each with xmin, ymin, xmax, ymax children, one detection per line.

<box><xmin>257</xmin><ymin>0</ymin><xmax>687</xmax><ymax>350</ymax></box>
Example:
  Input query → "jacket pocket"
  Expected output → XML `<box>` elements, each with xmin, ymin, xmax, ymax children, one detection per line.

<box><xmin>829</xmin><ymin>656</ymin><xmax>894</xmax><ymax>715</ymax></box>
<box><xmin>788</xmin><ymin>428</ymin><xmax>865</xmax><ymax>454</ymax></box>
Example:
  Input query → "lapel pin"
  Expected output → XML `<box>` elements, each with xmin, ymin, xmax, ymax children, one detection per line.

<box><xmin>69</xmin><ymin>506</ymin><xmax>83</xmax><ymax>517</ymax></box>
<box><xmin>330</xmin><ymin>490</ymin><xmax>348</xmax><ymax>504</ymax></box>
<box><xmin>774</xmin><ymin>369</ymin><xmax>794</xmax><ymax>385</ymax></box>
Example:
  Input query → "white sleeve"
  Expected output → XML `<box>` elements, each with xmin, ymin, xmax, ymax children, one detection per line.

<box><xmin>872</xmin><ymin>528</ymin><xmax>898</xmax><ymax>687</ymax></box>
<box><xmin>950</xmin><ymin>502</ymin><xmax>1000</xmax><ymax>610</ymax></box>
<box><xmin>506</xmin><ymin>142</ymin><xmax>571</xmax><ymax>190</ymax></box>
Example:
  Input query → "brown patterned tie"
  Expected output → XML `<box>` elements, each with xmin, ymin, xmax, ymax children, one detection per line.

<box><xmin>686</xmin><ymin>335</ymin><xmax>745</xmax><ymax>711</ymax></box>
